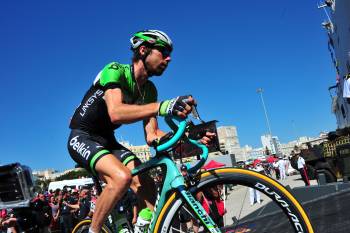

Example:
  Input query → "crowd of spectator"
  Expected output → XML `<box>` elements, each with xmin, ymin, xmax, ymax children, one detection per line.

<box><xmin>0</xmin><ymin>185</ymin><xmax>137</xmax><ymax>233</ymax></box>
<box><xmin>0</xmin><ymin>155</ymin><xmax>306</xmax><ymax>233</ymax></box>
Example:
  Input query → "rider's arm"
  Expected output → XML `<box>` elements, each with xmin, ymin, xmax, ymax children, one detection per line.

<box><xmin>104</xmin><ymin>88</ymin><xmax>160</xmax><ymax>124</ymax></box>
<box><xmin>101</xmin><ymin>62</ymin><xmax>192</xmax><ymax>124</ymax></box>
<box><xmin>143</xmin><ymin>116</ymin><xmax>166</xmax><ymax>145</ymax></box>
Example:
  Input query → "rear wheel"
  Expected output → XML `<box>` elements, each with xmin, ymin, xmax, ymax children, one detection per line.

<box><xmin>72</xmin><ymin>219</ymin><xmax>112</xmax><ymax>233</ymax></box>
<box><xmin>155</xmin><ymin>168</ymin><xmax>314</xmax><ymax>233</ymax></box>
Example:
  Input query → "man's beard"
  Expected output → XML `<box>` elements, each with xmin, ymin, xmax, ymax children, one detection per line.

<box><xmin>153</xmin><ymin>68</ymin><xmax>165</xmax><ymax>76</ymax></box>
<box><xmin>150</xmin><ymin>66</ymin><xmax>166</xmax><ymax>76</ymax></box>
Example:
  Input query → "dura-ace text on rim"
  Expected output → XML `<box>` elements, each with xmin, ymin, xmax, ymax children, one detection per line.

<box><xmin>254</xmin><ymin>182</ymin><xmax>304</xmax><ymax>232</ymax></box>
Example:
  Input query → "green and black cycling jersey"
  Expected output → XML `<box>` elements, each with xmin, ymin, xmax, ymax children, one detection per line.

<box><xmin>69</xmin><ymin>62</ymin><xmax>158</xmax><ymax>135</ymax></box>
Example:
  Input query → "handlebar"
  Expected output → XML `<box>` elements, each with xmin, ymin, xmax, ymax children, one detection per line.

<box><xmin>156</xmin><ymin>116</ymin><xmax>187</xmax><ymax>152</ymax></box>
<box><xmin>155</xmin><ymin>115</ymin><xmax>209</xmax><ymax>174</ymax></box>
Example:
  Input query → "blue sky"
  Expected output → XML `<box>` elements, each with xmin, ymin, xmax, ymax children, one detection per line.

<box><xmin>0</xmin><ymin>1</ymin><xmax>336</xmax><ymax>171</ymax></box>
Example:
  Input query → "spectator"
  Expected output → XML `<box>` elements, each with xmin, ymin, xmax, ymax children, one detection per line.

<box><xmin>273</xmin><ymin>161</ymin><xmax>280</xmax><ymax>180</ymax></box>
<box><xmin>58</xmin><ymin>190</ymin><xmax>75</xmax><ymax>233</ymax></box>
<box><xmin>199</xmin><ymin>185</ymin><xmax>226</xmax><ymax>228</ymax></box>
<box><xmin>1</xmin><ymin>207</ymin><xmax>41</xmax><ymax>233</ymax></box>
<box><xmin>284</xmin><ymin>156</ymin><xmax>290</xmax><ymax>176</ymax></box>
<box><xmin>296</xmin><ymin>154</ymin><xmax>310</xmax><ymax>186</ymax></box>
<box><xmin>31</xmin><ymin>193</ymin><xmax>52</xmax><ymax>233</ymax></box>
<box><xmin>54</xmin><ymin>189</ymin><xmax>61</xmax><ymax>197</ymax></box>
<box><xmin>248</xmin><ymin>165</ymin><xmax>262</xmax><ymax>206</ymax></box>
<box><xmin>0</xmin><ymin>209</ymin><xmax>8</xmax><ymax>233</ymax></box>
<box><xmin>49</xmin><ymin>196</ymin><xmax>59</xmax><ymax>232</ymax></box>
<box><xmin>0</xmin><ymin>209</ymin><xmax>6</xmax><ymax>223</ymax></box>
<box><xmin>262</xmin><ymin>162</ymin><xmax>273</xmax><ymax>176</ymax></box>
<box><xmin>277</xmin><ymin>157</ymin><xmax>286</xmax><ymax>180</ymax></box>
<box><xmin>0</xmin><ymin>209</ymin><xmax>17</xmax><ymax>233</ymax></box>
<box><xmin>65</xmin><ymin>188</ymin><xmax>92</xmax><ymax>221</ymax></box>
<box><xmin>76</xmin><ymin>189</ymin><xmax>92</xmax><ymax>220</ymax></box>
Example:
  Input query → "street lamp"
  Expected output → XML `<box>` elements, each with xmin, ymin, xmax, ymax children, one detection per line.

<box><xmin>257</xmin><ymin>88</ymin><xmax>273</xmax><ymax>137</ymax></box>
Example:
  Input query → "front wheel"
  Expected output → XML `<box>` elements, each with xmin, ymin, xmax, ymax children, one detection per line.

<box><xmin>72</xmin><ymin>219</ymin><xmax>112</xmax><ymax>233</ymax></box>
<box><xmin>155</xmin><ymin>168</ymin><xmax>314</xmax><ymax>233</ymax></box>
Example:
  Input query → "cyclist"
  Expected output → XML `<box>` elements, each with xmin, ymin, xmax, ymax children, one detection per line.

<box><xmin>67</xmin><ymin>30</ymin><xmax>214</xmax><ymax>233</ymax></box>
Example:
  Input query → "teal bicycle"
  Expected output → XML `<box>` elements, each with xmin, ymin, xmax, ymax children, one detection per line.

<box><xmin>72</xmin><ymin>112</ymin><xmax>314</xmax><ymax>233</ymax></box>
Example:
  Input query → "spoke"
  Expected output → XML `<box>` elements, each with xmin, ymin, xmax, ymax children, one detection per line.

<box><xmin>231</xmin><ymin>186</ymin><xmax>249</xmax><ymax>231</ymax></box>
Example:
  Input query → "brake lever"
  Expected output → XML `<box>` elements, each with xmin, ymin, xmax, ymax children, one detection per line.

<box><xmin>191</xmin><ymin>105</ymin><xmax>205</xmax><ymax>123</ymax></box>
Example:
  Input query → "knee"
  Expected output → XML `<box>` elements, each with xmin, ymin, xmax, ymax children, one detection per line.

<box><xmin>126</xmin><ymin>171</ymin><xmax>133</xmax><ymax>184</ymax></box>
<box><xmin>108</xmin><ymin>169</ymin><xmax>132</xmax><ymax>191</ymax></box>
<box><xmin>118</xmin><ymin>169</ymin><xmax>132</xmax><ymax>188</ymax></box>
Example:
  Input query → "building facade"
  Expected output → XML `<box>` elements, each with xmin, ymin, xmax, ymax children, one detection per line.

<box><xmin>261</xmin><ymin>134</ymin><xmax>282</xmax><ymax>155</ymax></box>
<box><xmin>32</xmin><ymin>169</ymin><xmax>60</xmax><ymax>180</ymax></box>
<box><xmin>247</xmin><ymin>147</ymin><xmax>265</xmax><ymax>160</ymax></box>
<box><xmin>119</xmin><ymin>141</ymin><xmax>152</xmax><ymax>162</ymax></box>
<box><xmin>217</xmin><ymin>126</ymin><xmax>240</xmax><ymax>154</ymax></box>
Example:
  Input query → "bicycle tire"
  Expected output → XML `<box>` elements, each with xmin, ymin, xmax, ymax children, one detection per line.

<box><xmin>154</xmin><ymin>168</ymin><xmax>314</xmax><ymax>233</ymax></box>
<box><xmin>72</xmin><ymin>219</ymin><xmax>112</xmax><ymax>233</ymax></box>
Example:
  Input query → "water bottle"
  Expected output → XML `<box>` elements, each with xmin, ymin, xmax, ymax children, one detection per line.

<box><xmin>134</xmin><ymin>208</ymin><xmax>152</xmax><ymax>233</ymax></box>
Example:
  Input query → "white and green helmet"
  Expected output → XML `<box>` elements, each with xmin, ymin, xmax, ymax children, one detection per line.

<box><xmin>130</xmin><ymin>30</ymin><xmax>173</xmax><ymax>51</ymax></box>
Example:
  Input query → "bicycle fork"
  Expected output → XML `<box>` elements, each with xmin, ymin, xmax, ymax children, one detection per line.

<box><xmin>179</xmin><ymin>187</ymin><xmax>222</xmax><ymax>233</ymax></box>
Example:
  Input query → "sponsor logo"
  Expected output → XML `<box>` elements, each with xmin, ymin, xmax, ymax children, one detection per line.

<box><xmin>186</xmin><ymin>191</ymin><xmax>210</xmax><ymax>225</ymax></box>
<box><xmin>254</xmin><ymin>182</ymin><xmax>304</xmax><ymax>232</ymax></box>
<box><xmin>69</xmin><ymin>136</ymin><xmax>91</xmax><ymax>160</ymax></box>
<box><xmin>80</xmin><ymin>89</ymin><xmax>104</xmax><ymax>117</ymax></box>
<box><xmin>166</xmin><ymin>98</ymin><xmax>177</xmax><ymax>115</ymax></box>
<box><xmin>109</xmin><ymin>63</ymin><xmax>122</xmax><ymax>70</ymax></box>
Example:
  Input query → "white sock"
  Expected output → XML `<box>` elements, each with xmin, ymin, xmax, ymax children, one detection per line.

<box><xmin>89</xmin><ymin>227</ymin><xmax>97</xmax><ymax>233</ymax></box>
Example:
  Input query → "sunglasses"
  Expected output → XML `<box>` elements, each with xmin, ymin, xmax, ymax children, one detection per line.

<box><xmin>155</xmin><ymin>46</ymin><xmax>171</xmax><ymax>58</ymax></box>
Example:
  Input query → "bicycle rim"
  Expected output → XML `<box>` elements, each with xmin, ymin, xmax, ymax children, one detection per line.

<box><xmin>154</xmin><ymin>168</ymin><xmax>314</xmax><ymax>233</ymax></box>
<box><xmin>72</xmin><ymin>219</ymin><xmax>112</xmax><ymax>233</ymax></box>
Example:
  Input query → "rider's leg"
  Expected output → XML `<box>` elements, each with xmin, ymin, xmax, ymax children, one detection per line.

<box><xmin>90</xmin><ymin>154</ymin><xmax>132</xmax><ymax>232</ymax></box>
<box><xmin>126</xmin><ymin>159</ymin><xmax>157</xmax><ymax>211</ymax></box>
<box><xmin>126</xmin><ymin>159</ymin><xmax>156</xmax><ymax>232</ymax></box>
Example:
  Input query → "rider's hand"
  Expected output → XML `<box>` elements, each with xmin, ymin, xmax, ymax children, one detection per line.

<box><xmin>158</xmin><ymin>95</ymin><xmax>196</xmax><ymax>118</ymax></box>
<box><xmin>199</xmin><ymin>132</ymin><xmax>216</xmax><ymax>146</ymax></box>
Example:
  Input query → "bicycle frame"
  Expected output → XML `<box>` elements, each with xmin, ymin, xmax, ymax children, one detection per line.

<box><xmin>131</xmin><ymin>117</ymin><xmax>221</xmax><ymax>233</ymax></box>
